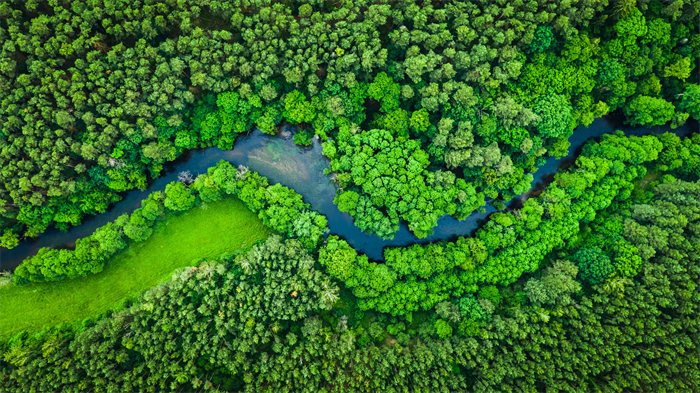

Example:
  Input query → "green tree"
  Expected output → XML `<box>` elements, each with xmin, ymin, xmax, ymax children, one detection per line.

<box><xmin>434</xmin><ymin>319</ymin><xmax>453</xmax><ymax>339</ymax></box>
<box><xmin>596</xmin><ymin>58</ymin><xmax>624</xmax><ymax>82</ymax></box>
<box><xmin>528</xmin><ymin>26</ymin><xmax>554</xmax><ymax>53</ymax></box>
<box><xmin>664</xmin><ymin>57</ymin><xmax>692</xmax><ymax>81</ymax></box>
<box><xmin>164</xmin><ymin>182</ymin><xmax>195</xmax><ymax>211</ymax></box>
<box><xmin>334</xmin><ymin>190</ymin><xmax>360</xmax><ymax>216</ymax></box>
<box><xmin>533</xmin><ymin>92</ymin><xmax>573</xmax><ymax>138</ymax></box>
<box><xmin>623</xmin><ymin>95</ymin><xmax>675</xmax><ymax>126</ymax></box>
<box><xmin>570</xmin><ymin>247</ymin><xmax>615</xmax><ymax>284</ymax></box>
<box><xmin>0</xmin><ymin>229</ymin><xmax>19</xmax><ymax>249</ymax></box>
<box><xmin>409</xmin><ymin>109</ymin><xmax>430</xmax><ymax>133</ymax></box>
<box><xmin>679</xmin><ymin>84</ymin><xmax>700</xmax><ymax>120</ymax></box>
<box><xmin>283</xmin><ymin>90</ymin><xmax>315</xmax><ymax>124</ymax></box>
<box><xmin>318</xmin><ymin>236</ymin><xmax>357</xmax><ymax>281</ymax></box>
<box><xmin>524</xmin><ymin>260</ymin><xmax>582</xmax><ymax>305</ymax></box>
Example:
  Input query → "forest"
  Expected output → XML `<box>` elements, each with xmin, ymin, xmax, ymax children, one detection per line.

<box><xmin>0</xmin><ymin>0</ymin><xmax>699</xmax><ymax>392</ymax></box>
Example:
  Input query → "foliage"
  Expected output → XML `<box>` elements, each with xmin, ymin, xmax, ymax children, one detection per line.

<box><xmin>2</xmin><ymin>2</ymin><xmax>700</xmax><ymax>392</ymax></box>
<box><xmin>1</xmin><ymin>196</ymin><xmax>270</xmax><ymax>339</ymax></box>
<box><xmin>679</xmin><ymin>84</ymin><xmax>700</xmax><ymax>120</ymax></box>
<box><xmin>319</xmin><ymin>235</ymin><xmax>357</xmax><ymax>281</ymax></box>
<box><xmin>623</xmin><ymin>95</ymin><xmax>675</xmax><ymax>126</ymax></box>
<box><xmin>570</xmin><ymin>247</ymin><xmax>615</xmax><ymax>284</ymax></box>
<box><xmin>323</xmin><ymin>132</ymin><xmax>695</xmax><ymax>318</ymax></box>
<box><xmin>2</xmin><ymin>142</ymin><xmax>699</xmax><ymax>393</ymax></box>
<box><xmin>164</xmin><ymin>182</ymin><xmax>196</xmax><ymax>211</ymax></box>
<box><xmin>528</xmin><ymin>26</ymin><xmax>555</xmax><ymax>54</ymax></box>
<box><xmin>13</xmin><ymin>161</ymin><xmax>328</xmax><ymax>284</ymax></box>
<box><xmin>2</xmin><ymin>0</ymin><xmax>697</xmax><ymax>246</ymax></box>
<box><xmin>524</xmin><ymin>260</ymin><xmax>581</xmax><ymax>305</ymax></box>
<box><xmin>330</xmin><ymin>128</ymin><xmax>483</xmax><ymax>239</ymax></box>
<box><xmin>3</xmin><ymin>236</ymin><xmax>339</xmax><ymax>392</ymax></box>
<box><xmin>533</xmin><ymin>92</ymin><xmax>574</xmax><ymax>138</ymax></box>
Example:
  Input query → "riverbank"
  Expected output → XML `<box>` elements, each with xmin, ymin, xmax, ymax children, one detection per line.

<box><xmin>2</xmin><ymin>118</ymin><xmax>698</xmax><ymax>270</ymax></box>
<box><xmin>0</xmin><ymin>196</ymin><xmax>270</xmax><ymax>340</ymax></box>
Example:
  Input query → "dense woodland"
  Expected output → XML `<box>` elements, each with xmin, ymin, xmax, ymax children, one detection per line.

<box><xmin>1</xmin><ymin>0</ymin><xmax>699</xmax><ymax>392</ymax></box>
<box><xmin>3</xmin><ymin>170</ymin><xmax>699</xmax><ymax>391</ymax></box>
<box><xmin>1</xmin><ymin>0</ymin><xmax>698</xmax><ymax>244</ymax></box>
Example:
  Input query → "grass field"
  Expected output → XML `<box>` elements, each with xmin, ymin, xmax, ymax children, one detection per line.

<box><xmin>0</xmin><ymin>196</ymin><xmax>271</xmax><ymax>340</ymax></box>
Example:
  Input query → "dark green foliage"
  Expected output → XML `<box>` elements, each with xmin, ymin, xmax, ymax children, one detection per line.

<box><xmin>3</xmin><ymin>236</ymin><xmax>341</xmax><ymax>392</ymax></box>
<box><xmin>457</xmin><ymin>295</ymin><xmax>491</xmax><ymax>322</ymax></box>
<box><xmin>3</xmin><ymin>148</ymin><xmax>699</xmax><ymax>393</ymax></box>
<box><xmin>570</xmin><ymin>246</ymin><xmax>615</xmax><ymax>284</ymax></box>
<box><xmin>2</xmin><ymin>0</ymin><xmax>697</xmax><ymax>246</ymax></box>
<box><xmin>3</xmin><ymin>2</ymin><xmax>700</xmax><ymax>392</ymax></box>
<box><xmin>457</xmin><ymin>179</ymin><xmax>700</xmax><ymax>392</ymax></box>
<box><xmin>596</xmin><ymin>58</ymin><xmax>624</xmax><ymax>82</ymax></box>
<box><xmin>528</xmin><ymin>25</ymin><xmax>555</xmax><ymax>53</ymax></box>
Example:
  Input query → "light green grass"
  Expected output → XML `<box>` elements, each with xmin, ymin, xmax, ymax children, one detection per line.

<box><xmin>0</xmin><ymin>196</ymin><xmax>271</xmax><ymax>340</ymax></box>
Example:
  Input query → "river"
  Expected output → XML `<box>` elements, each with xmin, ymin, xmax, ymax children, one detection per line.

<box><xmin>1</xmin><ymin>116</ymin><xmax>697</xmax><ymax>270</ymax></box>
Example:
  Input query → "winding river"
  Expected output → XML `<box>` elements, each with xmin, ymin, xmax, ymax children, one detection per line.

<box><xmin>1</xmin><ymin>116</ymin><xmax>697</xmax><ymax>270</ymax></box>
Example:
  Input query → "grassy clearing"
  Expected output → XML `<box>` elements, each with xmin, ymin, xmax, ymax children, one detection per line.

<box><xmin>634</xmin><ymin>169</ymin><xmax>662</xmax><ymax>192</ymax></box>
<box><xmin>0</xmin><ymin>196</ymin><xmax>271</xmax><ymax>340</ymax></box>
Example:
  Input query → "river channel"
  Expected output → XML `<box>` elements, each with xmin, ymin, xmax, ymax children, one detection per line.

<box><xmin>1</xmin><ymin>116</ymin><xmax>697</xmax><ymax>270</ymax></box>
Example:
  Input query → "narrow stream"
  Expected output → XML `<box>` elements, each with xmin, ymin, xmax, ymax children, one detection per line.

<box><xmin>1</xmin><ymin>116</ymin><xmax>697</xmax><ymax>270</ymax></box>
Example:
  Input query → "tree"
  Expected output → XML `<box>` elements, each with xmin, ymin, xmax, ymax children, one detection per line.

<box><xmin>623</xmin><ymin>95</ymin><xmax>675</xmax><ymax>126</ymax></box>
<box><xmin>164</xmin><ymin>182</ymin><xmax>195</xmax><ymax>211</ymax></box>
<box><xmin>191</xmin><ymin>173</ymin><xmax>223</xmax><ymax>202</ymax></box>
<box><xmin>478</xmin><ymin>285</ymin><xmax>502</xmax><ymax>307</ymax></box>
<box><xmin>528</xmin><ymin>26</ymin><xmax>554</xmax><ymax>53</ymax></box>
<box><xmin>434</xmin><ymin>319</ymin><xmax>453</xmax><ymax>339</ymax></box>
<box><xmin>457</xmin><ymin>295</ymin><xmax>491</xmax><ymax>322</ymax></box>
<box><xmin>367</xmin><ymin>72</ymin><xmax>400</xmax><ymax>113</ymax></box>
<box><xmin>0</xmin><ymin>229</ymin><xmax>19</xmax><ymax>249</ymax></box>
<box><xmin>524</xmin><ymin>260</ymin><xmax>582</xmax><ymax>305</ymax></box>
<box><xmin>140</xmin><ymin>192</ymin><xmax>165</xmax><ymax>221</ymax></box>
<box><xmin>410</xmin><ymin>108</ymin><xmax>430</xmax><ymax>133</ymax></box>
<box><xmin>664</xmin><ymin>57</ymin><xmax>691</xmax><ymax>81</ymax></box>
<box><xmin>611</xmin><ymin>0</ymin><xmax>638</xmax><ymax>20</ymax></box>
<box><xmin>679</xmin><ymin>84</ymin><xmax>700</xmax><ymax>120</ymax></box>
<box><xmin>92</xmin><ymin>222</ymin><xmax>127</xmax><ymax>255</ymax></box>
<box><xmin>614</xmin><ymin>7</ymin><xmax>647</xmax><ymax>43</ymax></box>
<box><xmin>122</xmin><ymin>209</ymin><xmax>153</xmax><ymax>242</ymax></box>
<box><xmin>596</xmin><ymin>58</ymin><xmax>623</xmax><ymax>82</ymax></box>
<box><xmin>570</xmin><ymin>247</ymin><xmax>615</xmax><ymax>284</ymax></box>
<box><xmin>283</xmin><ymin>90</ymin><xmax>315</xmax><ymax>124</ymax></box>
<box><xmin>318</xmin><ymin>236</ymin><xmax>357</xmax><ymax>281</ymax></box>
<box><xmin>533</xmin><ymin>92</ymin><xmax>573</xmax><ymax>138</ymax></box>
<box><xmin>334</xmin><ymin>190</ymin><xmax>360</xmax><ymax>215</ymax></box>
